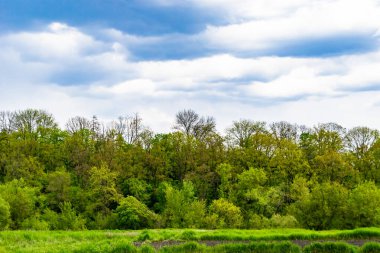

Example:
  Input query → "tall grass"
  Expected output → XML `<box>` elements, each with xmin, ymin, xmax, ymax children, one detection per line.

<box><xmin>211</xmin><ymin>242</ymin><xmax>301</xmax><ymax>253</ymax></box>
<box><xmin>303</xmin><ymin>242</ymin><xmax>356</xmax><ymax>253</ymax></box>
<box><xmin>2</xmin><ymin>229</ymin><xmax>380</xmax><ymax>252</ymax></box>
<box><xmin>142</xmin><ymin>228</ymin><xmax>380</xmax><ymax>242</ymax></box>
<box><xmin>359</xmin><ymin>243</ymin><xmax>380</xmax><ymax>253</ymax></box>
<box><xmin>159</xmin><ymin>242</ymin><xmax>301</xmax><ymax>253</ymax></box>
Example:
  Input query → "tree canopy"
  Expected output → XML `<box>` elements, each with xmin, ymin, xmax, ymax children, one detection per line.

<box><xmin>0</xmin><ymin>108</ymin><xmax>379</xmax><ymax>230</ymax></box>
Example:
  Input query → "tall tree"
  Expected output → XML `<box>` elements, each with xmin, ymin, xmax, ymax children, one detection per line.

<box><xmin>174</xmin><ymin>109</ymin><xmax>216</xmax><ymax>140</ymax></box>
<box><xmin>270</xmin><ymin>121</ymin><xmax>298</xmax><ymax>142</ymax></box>
<box><xmin>345</xmin><ymin>126</ymin><xmax>379</xmax><ymax>158</ymax></box>
<box><xmin>226</xmin><ymin>119</ymin><xmax>266</xmax><ymax>148</ymax></box>
<box><xmin>13</xmin><ymin>109</ymin><xmax>57</xmax><ymax>136</ymax></box>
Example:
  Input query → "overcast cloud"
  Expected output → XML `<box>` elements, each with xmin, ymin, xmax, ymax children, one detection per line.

<box><xmin>0</xmin><ymin>0</ymin><xmax>380</xmax><ymax>132</ymax></box>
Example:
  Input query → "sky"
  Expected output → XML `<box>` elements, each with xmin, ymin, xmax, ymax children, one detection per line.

<box><xmin>1</xmin><ymin>0</ymin><xmax>380</xmax><ymax>132</ymax></box>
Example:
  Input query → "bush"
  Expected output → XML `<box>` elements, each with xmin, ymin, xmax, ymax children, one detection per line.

<box><xmin>0</xmin><ymin>197</ymin><xmax>10</xmax><ymax>230</ymax></box>
<box><xmin>57</xmin><ymin>202</ymin><xmax>86</xmax><ymax>230</ymax></box>
<box><xmin>291</xmin><ymin>182</ymin><xmax>349</xmax><ymax>230</ymax></box>
<box><xmin>20</xmin><ymin>215</ymin><xmax>50</xmax><ymax>230</ymax></box>
<box><xmin>116</xmin><ymin>196</ymin><xmax>159</xmax><ymax>229</ymax></box>
<box><xmin>207</xmin><ymin>198</ymin><xmax>243</xmax><ymax>228</ymax></box>
<box><xmin>269</xmin><ymin>214</ymin><xmax>299</xmax><ymax>228</ymax></box>
<box><xmin>347</xmin><ymin>182</ymin><xmax>380</xmax><ymax>228</ymax></box>
<box><xmin>247</xmin><ymin>213</ymin><xmax>270</xmax><ymax>229</ymax></box>
<box><xmin>42</xmin><ymin>202</ymin><xmax>86</xmax><ymax>230</ymax></box>
<box><xmin>162</xmin><ymin>182</ymin><xmax>206</xmax><ymax>228</ymax></box>
<box><xmin>0</xmin><ymin>180</ymin><xmax>38</xmax><ymax>229</ymax></box>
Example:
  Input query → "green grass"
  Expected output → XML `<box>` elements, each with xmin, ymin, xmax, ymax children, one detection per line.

<box><xmin>129</xmin><ymin>227</ymin><xmax>380</xmax><ymax>241</ymax></box>
<box><xmin>0</xmin><ymin>230</ymin><xmax>137</xmax><ymax>253</ymax></box>
<box><xmin>1</xmin><ymin>228</ymin><xmax>380</xmax><ymax>252</ymax></box>
<box><xmin>359</xmin><ymin>242</ymin><xmax>380</xmax><ymax>253</ymax></box>
<box><xmin>303</xmin><ymin>242</ymin><xmax>357</xmax><ymax>253</ymax></box>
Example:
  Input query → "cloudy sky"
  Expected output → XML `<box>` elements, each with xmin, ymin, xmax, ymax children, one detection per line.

<box><xmin>1</xmin><ymin>0</ymin><xmax>380</xmax><ymax>132</ymax></box>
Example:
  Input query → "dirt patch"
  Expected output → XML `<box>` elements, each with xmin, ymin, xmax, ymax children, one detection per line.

<box><xmin>134</xmin><ymin>240</ymin><xmax>184</xmax><ymax>249</ymax></box>
<box><xmin>134</xmin><ymin>239</ymin><xmax>380</xmax><ymax>249</ymax></box>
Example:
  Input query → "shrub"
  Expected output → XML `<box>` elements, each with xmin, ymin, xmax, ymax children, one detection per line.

<box><xmin>347</xmin><ymin>182</ymin><xmax>380</xmax><ymax>228</ymax></box>
<box><xmin>269</xmin><ymin>214</ymin><xmax>299</xmax><ymax>228</ymax></box>
<box><xmin>0</xmin><ymin>179</ymin><xmax>38</xmax><ymax>229</ymax></box>
<box><xmin>42</xmin><ymin>202</ymin><xmax>86</xmax><ymax>230</ymax></box>
<box><xmin>116</xmin><ymin>196</ymin><xmax>159</xmax><ymax>229</ymax></box>
<box><xmin>162</xmin><ymin>182</ymin><xmax>206</xmax><ymax>228</ymax></box>
<box><xmin>0</xmin><ymin>197</ymin><xmax>10</xmax><ymax>230</ymax></box>
<box><xmin>20</xmin><ymin>215</ymin><xmax>50</xmax><ymax>230</ymax></box>
<box><xmin>247</xmin><ymin>213</ymin><xmax>270</xmax><ymax>229</ymax></box>
<box><xmin>207</xmin><ymin>198</ymin><xmax>243</xmax><ymax>228</ymax></box>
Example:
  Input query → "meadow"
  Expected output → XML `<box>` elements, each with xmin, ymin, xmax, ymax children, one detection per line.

<box><xmin>2</xmin><ymin>228</ymin><xmax>380</xmax><ymax>253</ymax></box>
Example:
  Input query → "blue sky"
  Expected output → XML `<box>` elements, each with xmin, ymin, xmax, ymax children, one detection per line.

<box><xmin>1</xmin><ymin>0</ymin><xmax>380</xmax><ymax>132</ymax></box>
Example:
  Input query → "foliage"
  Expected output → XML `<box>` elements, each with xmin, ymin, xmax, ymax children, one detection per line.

<box><xmin>289</xmin><ymin>182</ymin><xmax>349</xmax><ymax>230</ymax></box>
<box><xmin>0</xmin><ymin>180</ymin><xmax>39</xmax><ymax>229</ymax></box>
<box><xmin>206</xmin><ymin>198</ymin><xmax>243</xmax><ymax>228</ymax></box>
<box><xmin>1</xmin><ymin>109</ymin><xmax>380</xmax><ymax>230</ymax></box>
<box><xmin>0</xmin><ymin>197</ymin><xmax>10</xmax><ymax>230</ymax></box>
<box><xmin>162</xmin><ymin>181</ymin><xmax>206</xmax><ymax>228</ymax></box>
<box><xmin>116</xmin><ymin>196</ymin><xmax>159</xmax><ymax>229</ymax></box>
<box><xmin>347</xmin><ymin>181</ymin><xmax>380</xmax><ymax>228</ymax></box>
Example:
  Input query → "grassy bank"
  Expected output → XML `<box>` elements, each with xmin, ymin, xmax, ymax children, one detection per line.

<box><xmin>134</xmin><ymin>227</ymin><xmax>380</xmax><ymax>241</ymax></box>
<box><xmin>1</xmin><ymin>228</ymin><xmax>380</xmax><ymax>252</ymax></box>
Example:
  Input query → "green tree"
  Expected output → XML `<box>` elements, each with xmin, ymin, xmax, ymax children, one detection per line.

<box><xmin>290</xmin><ymin>182</ymin><xmax>349</xmax><ymax>230</ymax></box>
<box><xmin>121</xmin><ymin>178</ymin><xmax>152</xmax><ymax>206</ymax></box>
<box><xmin>0</xmin><ymin>179</ymin><xmax>39</xmax><ymax>229</ymax></box>
<box><xmin>232</xmin><ymin>168</ymin><xmax>279</xmax><ymax>217</ymax></box>
<box><xmin>4</xmin><ymin>155</ymin><xmax>45</xmax><ymax>186</ymax></box>
<box><xmin>46</xmin><ymin>169</ymin><xmax>72</xmax><ymax>211</ymax></box>
<box><xmin>162</xmin><ymin>181</ymin><xmax>206</xmax><ymax>228</ymax></box>
<box><xmin>311</xmin><ymin>151</ymin><xmax>358</xmax><ymax>187</ymax></box>
<box><xmin>0</xmin><ymin>197</ymin><xmax>10</xmax><ymax>230</ymax></box>
<box><xmin>347</xmin><ymin>181</ymin><xmax>380</xmax><ymax>228</ymax></box>
<box><xmin>87</xmin><ymin>164</ymin><xmax>122</xmax><ymax>216</ymax></box>
<box><xmin>207</xmin><ymin>198</ymin><xmax>243</xmax><ymax>228</ymax></box>
<box><xmin>116</xmin><ymin>196</ymin><xmax>159</xmax><ymax>229</ymax></box>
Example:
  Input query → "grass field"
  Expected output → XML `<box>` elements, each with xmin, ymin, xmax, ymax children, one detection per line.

<box><xmin>1</xmin><ymin>228</ymin><xmax>380</xmax><ymax>252</ymax></box>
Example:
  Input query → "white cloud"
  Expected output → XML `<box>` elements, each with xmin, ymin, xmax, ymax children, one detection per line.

<box><xmin>201</xmin><ymin>0</ymin><xmax>380</xmax><ymax>51</ymax></box>
<box><xmin>2</xmin><ymin>23</ymin><xmax>102</xmax><ymax>60</ymax></box>
<box><xmin>91</xmin><ymin>79</ymin><xmax>157</xmax><ymax>96</ymax></box>
<box><xmin>239</xmin><ymin>50</ymin><xmax>380</xmax><ymax>99</ymax></box>
<box><xmin>1</xmin><ymin>21</ymin><xmax>380</xmax><ymax>133</ymax></box>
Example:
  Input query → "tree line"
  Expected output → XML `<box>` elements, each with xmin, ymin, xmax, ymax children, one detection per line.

<box><xmin>1</xmin><ymin>108</ymin><xmax>380</xmax><ymax>230</ymax></box>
